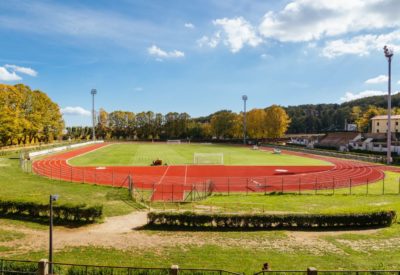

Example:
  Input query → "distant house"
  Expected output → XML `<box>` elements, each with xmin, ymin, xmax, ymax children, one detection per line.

<box><xmin>371</xmin><ymin>115</ymin><xmax>400</xmax><ymax>133</ymax></box>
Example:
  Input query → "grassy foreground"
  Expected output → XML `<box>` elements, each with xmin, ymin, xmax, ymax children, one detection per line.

<box><xmin>0</xmin><ymin>155</ymin><xmax>141</xmax><ymax>217</ymax></box>
<box><xmin>69</xmin><ymin>143</ymin><xmax>330</xmax><ymax>166</ymax></box>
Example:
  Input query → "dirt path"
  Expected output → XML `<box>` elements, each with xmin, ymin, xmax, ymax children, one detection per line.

<box><xmin>0</xmin><ymin>211</ymin><xmax>384</xmax><ymax>257</ymax></box>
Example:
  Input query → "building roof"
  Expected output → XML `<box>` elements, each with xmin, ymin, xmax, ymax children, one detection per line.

<box><xmin>371</xmin><ymin>115</ymin><xmax>400</xmax><ymax>120</ymax></box>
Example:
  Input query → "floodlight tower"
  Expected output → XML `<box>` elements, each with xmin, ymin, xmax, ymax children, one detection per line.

<box><xmin>384</xmin><ymin>45</ymin><xmax>394</xmax><ymax>165</ymax></box>
<box><xmin>91</xmin><ymin>89</ymin><xmax>97</xmax><ymax>141</ymax></box>
<box><xmin>242</xmin><ymin>95</ymin><xmax>248</xmax><ymax>145</ymax></box>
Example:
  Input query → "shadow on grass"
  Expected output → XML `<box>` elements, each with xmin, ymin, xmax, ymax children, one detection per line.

<box><xmin>0</xmin><ymin>214</ymin><xmax>98</xmax><ymax>228</ymax></box>
<box><xmin>137</xmin><ymin>223</ymin><xmax>392</xmax><ymax>233</ymax></box>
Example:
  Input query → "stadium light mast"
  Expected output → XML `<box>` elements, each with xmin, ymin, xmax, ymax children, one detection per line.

<box><xmin>49</xmin><ymin>194</ymin><xmax>59</xmax><ymax>275</ymax></box>
<box><xmin>242</xmin><ymin>95</ymin><xmax>248</xmax><ymax>145</ymax></box>
<box><xmin>91</xmin><ymin>89</ymin><xmax>97</xmax><ymax>141</ymax></box>
<box><xmin>384</xmin><ymin>45</ymin><xmax>394</xmax><ymax>165</ymax></box>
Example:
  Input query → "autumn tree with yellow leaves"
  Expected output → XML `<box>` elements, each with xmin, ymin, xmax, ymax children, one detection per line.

<box><xmin>0</xmin><ymin>84</ymin><xmax>64</xmax><ymax>146</ymax></box>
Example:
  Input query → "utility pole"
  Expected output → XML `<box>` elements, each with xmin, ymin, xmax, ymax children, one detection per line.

<box><xmin>91</xmin><ymin>89</ymin><xmax>97</xmax><ymax>141</ymax></box>
<box><xmin>242</xmin><ymin>95</ymin><xmax>248</xmax><ymax>145</ymax></box>
<box><xmin>384</xmin><ymin>46</ymin><xmax>393</xmax><ymax>165</ymax></box>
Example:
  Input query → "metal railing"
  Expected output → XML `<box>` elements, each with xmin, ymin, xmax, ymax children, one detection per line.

<box><xmin>0</xmin><ymin>259</ymin><xmax>38</xmax><ymax>275</ymax></box>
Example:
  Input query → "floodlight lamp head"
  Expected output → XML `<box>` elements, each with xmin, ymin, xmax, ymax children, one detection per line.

<box><xmin>50</xmin><ymin>194</ymin><xmax>59</xmax><ymax>201</ymax></box>
<box><xmin>242</xmin><ymin>95</ymin><xmax>248</xmax><ymax>101</ymax></box>
<box><xmin>384</xmin><ymin>45</ymin><xmax>394</xmax><ymax>58</ymax></box>
<box><xmin>91</xmin><ymin>88</ymin><xmax>97</xmax><ymax>95</ymax></box>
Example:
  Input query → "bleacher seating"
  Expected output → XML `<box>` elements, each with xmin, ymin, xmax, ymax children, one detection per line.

<box><xmin>317</xmin><ymin>132</ymin><xmax>360</xmax><ymax>149</ymax></box>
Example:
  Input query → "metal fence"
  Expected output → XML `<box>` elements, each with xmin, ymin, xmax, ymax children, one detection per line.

<box><xmin>0</xmin><ymin>259</ymin><xmax>38</xmax><ymax>275</ymax></box>
<box><xmin>267</xmin><ymin>144</ymin><xmax>386</xmax><ymax>164</ymax></box>
<box><xmin>20</xmin><ymin>158</ymin><xmax>400</xmax><ymax>202</ymax></box>
<box><xmin>254</xmin><ymin>270</ymin><xmax>400</xmax><ymax>275</ymax></box>
<box><xmin>0</xmin><ymin>259</ymin><xmax>242</xmax><ymax>275</ymax></box>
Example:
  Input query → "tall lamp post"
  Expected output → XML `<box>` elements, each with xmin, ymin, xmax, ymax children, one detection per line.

<box><xmin>384</xmin><ymin>46</ymin><xmax>394</xmax><ymax>165</ymax></box>
<box><xmin>91</xmin><ymin>89</ymin><xmax>97</xmax><ymax>141</ymax></box>
<box><xmin>49</xmin><ymin>194</ymin><xmax>59</xmax><ymax>275</ymax></box>
<box><xmin>242</xmin><ymin>95</ymin><xmax>248</xmax><ymax>145</ymax></box>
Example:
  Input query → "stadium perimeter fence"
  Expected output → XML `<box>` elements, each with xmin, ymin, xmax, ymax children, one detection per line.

<box><xmin>265</xmin><ymin>144</ymin><xmax>387</xmax><ymax>164</ymax></box>
<box><xmin>22</xmin><ymin>159</ymin><xmax>400</xmax><ymax>203</ymax></box>
<box><xmin>1</xmin><ymin>259</ymin><xmax>400</xmax><ymax>275</ymax></box>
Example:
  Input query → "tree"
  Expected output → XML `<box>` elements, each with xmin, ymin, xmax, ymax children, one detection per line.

<box><xmin>210</xmin><ymin>110</ymin><xmax>240</xmax><ymax>139</ymax></box>
<box><xmin>264</xmin><ymin>105</ymin><xmax>291</xmax><ymax>138</ymax></box>
<box><xmin>246</xmin><ymin>109</ymin><xmax>267</xmax><ymax>139</ymax></box>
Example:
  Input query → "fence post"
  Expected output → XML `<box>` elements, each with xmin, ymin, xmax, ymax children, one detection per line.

<box><xmin>398</xmin><ymin>177</ymin><xmax>400</xmax><ymax>195</ymax></box>
<box><xmin>315</xmin><ymin>177</ymin><xmax>317</xmax><ymax>195</ymax></box>
<box><xmin>298</xmin><ymin>177</ymin><xmax>301</xmax><ymax>195</ymax></box>
<box><xmin>38</xmin><ymin>259</ymin><xmax>49</xmax><ymax>275</ymax></box>
<box><xmin>228</xmin><ymin>178</ymin><xmax>230</xmax><ymax>196</ymax></box>
<box><xmin>112</xmin><ymin>168</ymin><xmax>114</xmax><ymax>187</ymax></box>
<box><xmin>382</xmin><ymin>176</ymin><xmax>385</xmax><ymax>195</ymax></box>
<box><xmin>172</xmin><ymin>183</ymin><xmax>174</xmax><ymax>203</ymax></box>
<box><xmin>70</xmin><ymin>166</ymin><xmax>73</xmax><ymax>182</ymax></box>
<box><xmin>246</xmin><ymin>178</ymin><xmax>249</xmax><ymax>195</ymax></box>
<box><xmin>349</xmin><ymin>178</ymin><xmax>352</xmax><ymax>195</ymax></box>
<box><xmin>170</xmin><ymin>265</ymin><xmax>179</xmax><ymax>275</ymax></box>
<box><xmin>307</xmin><ymin>267</ymin><xmax>317</xmax><ymax>275</ymax></box>
<box><xmin>281</xmin><ymin>177</ymin><xmax>284</xmax><ymax>193</ymax></box>
<box><xmin>264</xmin><ymin>177</ymin><xmax>267</xmax><ymax>195</ymax></box>
<box><xmin>83</xmin><ymin>168</ymin><xmax>85</xmax><ymax>184</ymax></box>
<box><xmin>366</xmin><ymin>178</ymin><xmax>369</xmax><ymax>195</ymax></box>
<box><xmin>332</xmin><ymin>177</ymin><xmax>335</xmax><ymax>195</ymax></box>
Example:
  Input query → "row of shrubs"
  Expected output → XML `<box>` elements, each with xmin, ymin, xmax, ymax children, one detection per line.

<box><xmin>0</xmin><ymin>200</ymin><xmax>103</xmax><ymax>223</ymax></box>
<box><xmin>147</xmin><ymin>211</ymin><xmax>397</xmax><ymax>229</ymax></box>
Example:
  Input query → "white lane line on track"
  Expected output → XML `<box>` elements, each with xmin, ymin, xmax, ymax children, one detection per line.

<box><xmin>156</xmin><ymin>166</ymin><xmax>170</xmax><ymax>186</ymax></box>
<box><xmin>184</xmin><ymin>165</ymin><xmax>188</xmax><ymax>186</ymax></box>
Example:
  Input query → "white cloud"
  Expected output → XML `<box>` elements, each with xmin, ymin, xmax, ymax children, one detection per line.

<box><xmin>340</xmin><ymin>90</ymin><xmax>388</xmax><ymax>102</ymax></box>
<box><xmin>184</xmin><ymin>23</ymin><xmax>195</xmax><ymax>29</ymax></box>
<box><xmin>61</xmin><ymin>106</ymin><xmax>91</xmax><ymax>116</ymax></box>
<box><xmin>0</xmin><ymin>64</ymin><xmax>38</xmax><ymax>81</ymax></box>
<box><xmin>365</xmin><ymin>75</ymin><xmax>388</xmax><ymax>84</ymax></box>
<box><xmin>259</xmin><ymin>0</ymin><xmax>400</xmax><ymax>42</ymax></box>
<box><xmin>197</xmin><ymin>33</ymin><xmax>221</xmax><ymax>48</ymax></box>
<box><xmin>0</xmin><ymin>67</ymin><xmax>22</xmax><ymax>81</ymax></box>
<box><xmin>322</xmin><ymin>31</ymin><xmax>400</xmax><ymax>58</ymax></box>
<box><xmin>212</xmin><ymin>17</ymin><xmax>262</xmax><ymax>53</ymax></box>
<box><xmin>148</xmin><ymin>45</ymin><xmax>185</xmax><ymax>59</ymax></box>
<box><xmin>4</xmin><ymin>64</ymin><xmax>37</xmax><ymax>76</ymax></box>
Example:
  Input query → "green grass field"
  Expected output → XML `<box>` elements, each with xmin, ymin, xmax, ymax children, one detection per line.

<box><xmin>3</xmin><ymin>146</ymin><xmax>400</xmax><ymax>271</ymax></box>
<box><xmin>69</xmin><ymin>143</ymin><xmax>331</xmax><ymax>166</ymax></box>
<box><xmin>0</xmin><ymin>155</ymin><xmax>142</xmax><ymax>217</ymax></box>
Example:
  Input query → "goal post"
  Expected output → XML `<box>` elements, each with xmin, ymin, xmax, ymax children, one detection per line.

<box><xmin>193</xmin><ymin>153</ymin><xmax>224</xmax><ymax>165</ymax></box>
<box><xmin>166</xmin><ymin>140</ymin><xmax>181</xmax><ymax>144</ymax></box>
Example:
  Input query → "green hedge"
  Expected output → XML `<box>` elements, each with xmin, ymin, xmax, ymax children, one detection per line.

<box><xmin>148</xmin><ymin>211</ymin><xmax>396</xmax><ymax>229</ymax></box>
<box><xmin>0</xmin><ymin>200</ymin><xmax>102</xmax><ymax>223</ymax></box>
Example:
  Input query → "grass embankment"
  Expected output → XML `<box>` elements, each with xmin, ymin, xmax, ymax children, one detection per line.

<box><xmin>0</xmin><ymin>155</ymin><xmax>142</xmax><ymax>217</ymax></box>
<box><xmin>69</xmin><ymin>143</ymin><xmax>330</xmax><ymax>166</ymax></box>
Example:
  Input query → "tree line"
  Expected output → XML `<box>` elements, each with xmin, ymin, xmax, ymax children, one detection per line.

<box><xmin>2</xmin><ymin>83</ymin><xmax>398</xmax><ymax>147</ymax></box>
<box><xmin>65</xmin><ymin>106</ymin><xmax>291</xmax><ymax>141</ymax></box>
<box><xmin>0</xmin><ymin>84</ymin><xmax>64</xmax><ymax>146</ymax></box>
<box><xmin>285</xmin><ymin>93</ymin><xmax>400</xmax><ymax>134</ymax></box>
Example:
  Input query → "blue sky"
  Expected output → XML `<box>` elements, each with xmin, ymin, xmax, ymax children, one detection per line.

<box><xmin>1</xmin><ymin>0</ymin><xmax>400</xmax><ymax>126</ymax></box>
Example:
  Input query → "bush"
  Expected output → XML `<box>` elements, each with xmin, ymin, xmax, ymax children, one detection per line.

<box><xmin>147</xmin><ymin>211</ymin><xmax>396</xmax><ymax>229</ymax></box>
<box><xmin>0</xmin><ymin>200</ymin><xmax>102</xmax><ymax>223</ymax></box>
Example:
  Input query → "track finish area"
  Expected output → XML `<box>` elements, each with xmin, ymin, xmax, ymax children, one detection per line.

<box><xmin>32</xmin><ymin>143</ymin><xmax>389</xmax><ymax>201</ymax></box>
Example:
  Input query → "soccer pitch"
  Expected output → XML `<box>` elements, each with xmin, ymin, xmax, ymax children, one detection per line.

<box><xmin>68</xmin><ymin>143</ymin><xmax>330</xmax><ymax>166</ymax></box>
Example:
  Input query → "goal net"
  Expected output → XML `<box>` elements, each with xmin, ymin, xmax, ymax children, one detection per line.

<box><xmin>193</xmin><ymin>153</ymin><xmax>224</xmax><ymax>165</ymax></box>
<box><xmin>167</xmin><ymin>140</ymin><xmax>181</xmax><ymax>144</ymax></box>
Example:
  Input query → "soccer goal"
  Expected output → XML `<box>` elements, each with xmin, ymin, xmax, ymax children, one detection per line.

<box><xmin>167</xmin><ymin>140</ymin><xmax>181</xmax><ymax>144</ymax></box>
<box><xmin>193</xmin><ymin>153</ymin><xmax>224</xmax><ymax>165</ymax></box>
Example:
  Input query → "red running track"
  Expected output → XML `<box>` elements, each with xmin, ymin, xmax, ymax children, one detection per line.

<box><xmin>32</xmin><ymin>143</ymin><xmax>394</xmax><ymax>201</ymax></box>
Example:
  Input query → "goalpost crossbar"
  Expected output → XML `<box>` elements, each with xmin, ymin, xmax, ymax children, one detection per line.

<box><xmin>193</xmin><ymin>153</ymin><xmax>224</xmax><ymax>165</ymax></box>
